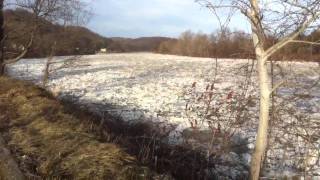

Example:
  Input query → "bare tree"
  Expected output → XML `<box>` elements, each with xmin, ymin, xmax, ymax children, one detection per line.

<box><xmin>197</xmin><ymin>0</ymin><xmax>320</xmax><ymax>179</ymax></box>
<box><xmin>42</xmin><ymin>41</ymin><xmax>55</xmax><ymax>87</ymax></box>
<box><xmin>0</xmin><ymin>0</ymin><xmax>92</xmax><ymax>76</ymax></box>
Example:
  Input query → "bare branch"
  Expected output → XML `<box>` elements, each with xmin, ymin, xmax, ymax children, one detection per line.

<box><xmin>264</xmin><ymin>12</ymin><xmax>320</xmax><ymax>58</ymax></box>
<box><xmin>289</xmin><ymin>39</ymin><xmax>320</xmax><ymax>46</ymax></box>
<box><xmin>4</xmin><ymin>30</ymin><xmax>34</xmax><ymax>65</ymax></box>
<box><xmin>270</xmin><ymin>80</ymin><xmax>286</xmax><ymax>94</ymax></box>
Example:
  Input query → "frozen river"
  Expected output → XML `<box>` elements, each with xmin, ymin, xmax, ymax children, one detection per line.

<box><xmin>7</xmin><ymin>53</ymin><xmax>320</xmax><ymax>178</ymax></box>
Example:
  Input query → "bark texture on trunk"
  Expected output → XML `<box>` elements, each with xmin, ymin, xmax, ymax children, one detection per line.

<box><xmin>250</xmin><ymin>57</ymin><xmax>270</xmax><ymax>179</ymax></box>
<box><xmin>249</xmin><ymin>0</ymin><xmax>271</xmax><ymax>179</ymax></box>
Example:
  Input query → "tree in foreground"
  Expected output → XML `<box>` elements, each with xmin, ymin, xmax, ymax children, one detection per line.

<box><xmin>197</xmin><ymin>0</ymin><xmax>320</xmax><ymax>179</ymax></box>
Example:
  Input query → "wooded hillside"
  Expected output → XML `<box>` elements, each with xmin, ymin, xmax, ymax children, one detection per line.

<box><xmin>4</xmin><ymin>9</ymin><xmax>172</xmax><ymax>58</ymax></box>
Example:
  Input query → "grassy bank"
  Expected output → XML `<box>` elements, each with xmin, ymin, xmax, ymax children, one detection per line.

<box><xmin>0</xmin><ymin>76</ymin><xmax>155</xmax><ymax>179</ymax></box>
<box><xmin>0</xmin><ymin>76</ymin><xmax>219</xmax><ymax>180</ymax></box>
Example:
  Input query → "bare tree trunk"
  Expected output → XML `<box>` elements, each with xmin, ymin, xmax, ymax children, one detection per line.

<box><xmin>42</xmin><ymin>42</ymin><xmax>56</xmax><ymax>87</ymax></box>
<box><xmin>250</xmin><ymin>57</ymin><xmax>270</xmax><ymax>179</ymax></box>
<box><xmin>249</xmin><ymin>0</ymin><xmax>271</xmax><ymax>178</ymax></box>
<box><xmin>42</xmin><ymin>57</ymin><xmax>51</xmax><ymax>87</ymax></box>
<box><xmin>0</xmin><ymin>0</ymin><xmax>4</xmax><ymax>76</ymax></box>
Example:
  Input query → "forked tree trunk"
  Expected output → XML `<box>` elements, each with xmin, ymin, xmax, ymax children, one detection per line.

<box><xmin>249</xmin><ymin>0</ymin><xmax>271</xmax><ymax>179</ymax></box>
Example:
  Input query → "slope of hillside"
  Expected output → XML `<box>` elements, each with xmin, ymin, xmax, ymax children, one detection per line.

<box><xmin>4</xmin><ymin>9</ymin><xmax>109</xmax><ymax>57</ymax></box>
<box><xmin>4</xmin><ymin>9</ymin><xmax>173</xmax><ymax>57</ymax></box>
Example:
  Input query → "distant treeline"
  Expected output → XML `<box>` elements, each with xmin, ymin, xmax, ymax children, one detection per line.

<box><xmin>5</xmin><ymin>9</ymin><xmax>320</xmax><ymax>61</ymax></box>
<box><xmin>157</xmin><ymin>30</ymin><xmax>320</xmax><ymax>61</ymax></box>
<box><xmin>108</xmin><ymin>37</ymin><xmax>174</xmax><ymax>52</ymax></box>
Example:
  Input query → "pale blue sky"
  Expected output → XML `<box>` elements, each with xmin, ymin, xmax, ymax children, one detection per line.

<box><xmin>87</xmin><ymin>0</ymin><xmax>251</xmax><ymax>38</ymax></box>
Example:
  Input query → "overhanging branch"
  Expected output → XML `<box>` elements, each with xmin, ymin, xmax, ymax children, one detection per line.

<box><xmin>4</xmin><ymin>30</ymin><xmax>35</xmax><ymax>65</ymax></box>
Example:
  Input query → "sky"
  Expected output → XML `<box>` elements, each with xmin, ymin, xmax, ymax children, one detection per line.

<box><xmin>87</xmin><ymin>0</ymin><xmax>251</xmax><ymax>38</ymax></box>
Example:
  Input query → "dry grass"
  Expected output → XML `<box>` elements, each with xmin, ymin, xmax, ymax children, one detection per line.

<box><xmin>0</xmin><ymin>76</ymin><xmax>220</xmax><ymax>180</ymax></box>
<box><xmin>0</xmin><ymin>76</ymin><xmax>154</xmax><ymax>179</ymax></box>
